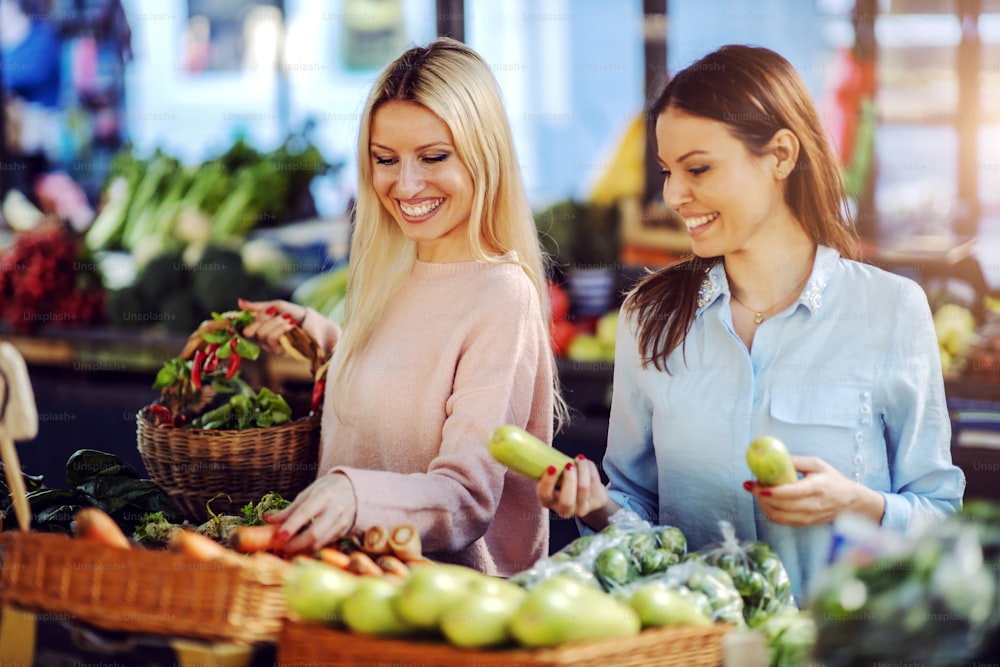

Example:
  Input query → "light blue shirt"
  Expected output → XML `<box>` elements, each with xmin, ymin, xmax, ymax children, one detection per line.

<box><xmin>603</xmin><ymin>245</ymin><xmax>966</xmax><ymax>603</ymax></box>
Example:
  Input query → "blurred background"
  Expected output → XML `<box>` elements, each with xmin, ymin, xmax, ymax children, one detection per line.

<box><xmin>1</xmin><ymin>0</ymin><xmax>999</xmax><ymax>542</ymax></box>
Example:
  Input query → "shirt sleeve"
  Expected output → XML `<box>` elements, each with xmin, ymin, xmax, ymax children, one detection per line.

<box><xmin>603</xmin><ymin>308</ymin><xmax>660</xmax><ymax>523</ymax></box>
<box><xmin>335</xmin><ymin>281</ymin><xmax>550</xmax><ymax>554</ymax></box>
<box><xmin>880</xmin><ymin>280</ymin><xmax>966</xmax><ymax>532</ymax></box>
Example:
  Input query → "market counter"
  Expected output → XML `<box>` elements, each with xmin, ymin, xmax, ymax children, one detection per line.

<box><xmin>0</xmin><ymin>605</ymin><xmax>275</xmax><ymax>667</ymax></box>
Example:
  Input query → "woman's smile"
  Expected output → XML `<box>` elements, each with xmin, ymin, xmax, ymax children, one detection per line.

<box><xmin>398</xmin><ymin>197</ymin><xmax>445</xmax><ymax>221</ymax></box>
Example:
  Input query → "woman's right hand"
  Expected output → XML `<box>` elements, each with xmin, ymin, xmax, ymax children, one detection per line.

<box><xmin>537</xmin><ymin>456</ymin><xmax>609</xmax><ymax>520</ymax></box>
<box><xmin>238</xmin><ymin>297</ymin><xmax>304</xmax><ymax>356</ymax></box>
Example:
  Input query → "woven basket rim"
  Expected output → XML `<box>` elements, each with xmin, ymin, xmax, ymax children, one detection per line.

<box><xmin>276</xmin><ymin>618</ymin><xmax>732</xmax><ymax>666</ymax></box>
<box><xmin>0</xmin><ymin>531</ymin><xmax>288</xmax><ymax>643</ymax></box>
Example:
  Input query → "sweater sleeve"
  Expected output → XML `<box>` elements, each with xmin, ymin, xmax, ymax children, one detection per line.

<box><xmin>333</xmin><ymin>278</ymin><xmax>549</xmax><ymax>554</ymax></box>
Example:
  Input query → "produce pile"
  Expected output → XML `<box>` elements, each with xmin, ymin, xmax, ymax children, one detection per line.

<box><xmin>0</xmin><ymin>223</ymin><xmax>106</xmax><ymax>333</ymax></box>
<box><xmin>933</xmin><ymin>296</ymin><xmax>1000</xmax><ymax>377</ymax></box>
<box><xmin>105</xmin><ymin>244</ymin><xmax>275</xmax><ymax>334</ymax></box>
<box><xmin>290</xmin><ymin>261</ymin><xmax>349</xmax><ymax>327</ymax></box>
<box><xmin>146</xmin><ymin>309</ymin><xmax>325</xmax><ymax>429</ymax></box>
<box><xmin>810</xmin><ymin>507</ymin><xmax>1000</xmax><ymax>667</ymax></box>
<box><xmin>0</xmin><ymin>450</ymin><xmax>180</xmax><ymax>534</ymax></box>
<box><xmin>547</xmin><ymin>279</ymin><xmax>619</xmax><ymax>363</ymax></box>
<box><xmin>85</xmin><ymin>134</ymin><xmax>333</xmax><ymax>255</ymax></box>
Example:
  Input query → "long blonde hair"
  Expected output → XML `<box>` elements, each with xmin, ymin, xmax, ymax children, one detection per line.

<box><xmin>333</xmin><ymin>37</ymin><xmax>567</xmax><ymax>426</ymax></box>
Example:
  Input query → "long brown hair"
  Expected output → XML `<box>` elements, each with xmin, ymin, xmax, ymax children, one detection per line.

<box><xmin>627</xmin><ymin>44</ymin><xmax>861</xmax><ymax>372</ymax></box>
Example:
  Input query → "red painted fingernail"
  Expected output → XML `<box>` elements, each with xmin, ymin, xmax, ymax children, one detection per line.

<box><xmin>760</xmin><ymin>489</ymin><xmax>772</xmax><ymax>497</ymax></box>
<box><xmin>282</xmin><ymin>313</ymin><xmax>296</xmax><ymax>323</ymax></box>
<box><xmin>565</xmin><ymin>462</ymin><xmax>574</xmax><ymax>471</ymax></box>
<box><xmin>546</xmin><ymin>465</ymin><xmax>557</xmax><ymax>476</ymax></box>
<box><xmin>742</xmin><ymin>481</ymin><xmax>753</xmax><ymax>491</ymax></box>
<box><xmin>265</xmin><ymin>306</ymin><xmax>278</xmax><ymax>316</ymax></box>
<box><xmin>576</xmin><ymin>454</ymin><xmax>586</xmax><ymax>460</ymax></box>
<box><xmin>275</xmin><ymin>530</ymin><xmax>290</xmax><ymax>544</ymax></box>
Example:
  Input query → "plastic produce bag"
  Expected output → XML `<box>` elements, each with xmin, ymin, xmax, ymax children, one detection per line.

<box><xmin>640</xmin><ymin>558</ymin><xmax>746</xmax><ymax>626</ymax></box>
<box><xmin>509</xmin><ymin>509</ymin><xmax>686</xmax><ymax>592</ymax></box>
<box><xmin>809</xmin><ymin>515</ymin><xmax>998</xmax><ymax>667</ymax></box>
<box><xmin>695</xmin><ymin>521</ymin><xmax>796</xmax><ymax>627</ymax></box>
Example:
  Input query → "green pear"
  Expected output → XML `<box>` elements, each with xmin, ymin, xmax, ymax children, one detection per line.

<box><xmin>393</xmin><ymin>564</ymin><xmax>480</xmax><ymax>630</ymax></box>
<box><xmin>341</xmin><ymin>576</ymin><xmax>415</xmax><ymax>637</ymax></box>
<box><xmin>746</xmin><ymin>435</ymin><xmax>798</xmax><ymax>486</ymax></box>
<box><xmin>440</xmin><ymin>592</ymin><xmax>524</xmax><ymax>648</ymax></box>
<box><xmin>509</xmin><ymin>576</ymin><xmax>640</xmax><ymax>648</ymax></box>
<box><xmin>628</xmin><ymin>582</ymin><xmax>713</xmax><ymax>628</ymax></box>
<box><xmin>283</xmin><ymin>561</ymin><xmax>359</xmax><ymax>625</ymax></box>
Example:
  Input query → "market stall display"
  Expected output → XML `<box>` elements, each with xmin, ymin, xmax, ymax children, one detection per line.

<box><xmin>0</xmin><ymin>223</ymin><xmax>106</xmax><ymax>334</ymax></box>
<box><xmin>809</xmin><ymin>510</ymin><xmax>1000</xmax><ymax>666</ymax></box>
<box><xmin>0</xmin><ymin>345</ymin><xmax>288</xmax><ymax>645</ymax></box>
<box><xmin>136</xmin><ymin>309</ymin><xmax>326</xmax><ymax>521</ymax></box>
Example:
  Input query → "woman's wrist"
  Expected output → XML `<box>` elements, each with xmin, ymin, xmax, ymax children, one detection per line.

<box><xmin>847</xmin><ymin>483</ymin><xmax>886</xmax><ymax>524</ymax></box>
<box><xmin>580</xmin><ymin>497</ymin><xmax>621</xmax><ymax>532</ymax></box>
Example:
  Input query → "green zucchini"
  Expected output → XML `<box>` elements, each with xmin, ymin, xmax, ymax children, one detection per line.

<box><xmin>488</xmin><ymin>425</ymin><xmax>573</xmax><ymax>480</ymax></box>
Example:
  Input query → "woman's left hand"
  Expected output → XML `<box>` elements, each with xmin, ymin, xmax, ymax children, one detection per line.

<box><xmin>744</xmin><ymin>455</ymin><xmax>870</xmax><ymax>527</ymax></box>
<box><xmin>263</xmin><ymin>472</ymin><xmax>357</xmax><ymax>554</ymax></box>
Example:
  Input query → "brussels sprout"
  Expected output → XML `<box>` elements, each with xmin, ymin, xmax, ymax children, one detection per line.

<box><xmin>559</xmin><ymin>534</ymin><xmax>595</xmax><ymax>558</ymax></box>
<box><xmin>628</xmin><ymin>531</ymin><xmax>657</xmax><ymax>557</ymax></box>
<box><xmin>656</xmin><ymin>526</ymin><xmax>687</xmax><ymax>555</ymax></box>
<box><xmin>734</xmin><ymin>570</ymin><xmax>767</xmax><ymax>601</ymax></box>
<box><xmin>638</xmin><ymin>548</ymin><xmax>679</xmax><ymax>576</ymax></box>
<box><xmin>595</xmin><ymin>547</ymin><xmax>638</xmax><ymax>589</ymax></box>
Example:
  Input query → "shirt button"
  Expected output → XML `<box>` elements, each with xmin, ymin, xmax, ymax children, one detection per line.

<box><xmin>862</xmin><ymin>391</ymin><xmax>870</xmax><ymax>400</ymax></box>
<box><xmin>860</xmin><ymin>417</ymin><xmax>871</xmax><ymax>425</ymax></box>
<box><xmin>855</xmin><ymin>432</ymin><xmax>864</xmax><ymax>443</ymax></box>
<box><xmin>860</xmin><ymin>405</ymin><xmax>871</xmax><ymax>414</ymax></box>
<box><xmin>853</xmin><ymin>454</ymin><xmax>864</xmax><ymax>467</ymax></box>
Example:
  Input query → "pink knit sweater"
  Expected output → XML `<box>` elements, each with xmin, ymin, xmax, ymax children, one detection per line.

<box><xmin>311</xmin><ymin>254</ymin><xmax>554</xmax><ymax>576</ymax></box>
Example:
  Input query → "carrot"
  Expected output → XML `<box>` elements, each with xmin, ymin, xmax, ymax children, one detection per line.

<box><xmin>169</xmin><ymin>529</ymin><xmax>242</xmax><ymax>565</ymax></box>
<box><xmin>318</xmin><ymin>547</ymin><xmax>352</xmax><ymax>570</ymax></box>
<box><xmin>362</xmin><ymin>525</ymin><xmax>391</xmax><ymax>555</ymax></box>
<box><xmin>388</xmin><ymin>524</ymin><xmax>422</xmax><ymax>561</ymax></box>
<box><xmin>229</xmin><ymin>524</ymin><xmax>279</xmax><ymax>553</ymax></box>
<box><xmin>347</xmin><ymin>550</ymin><xmax>384</xmax><ymax>577</ymax></box>
<box><xmin>73</xmin><ymin>508</ymin><xmax>131</xmax><ymax>550</ymax></box>
<box><xmin>375</xmin><ymin>554</ymin><xmax>410</xmax><ymax>578</ymax></box>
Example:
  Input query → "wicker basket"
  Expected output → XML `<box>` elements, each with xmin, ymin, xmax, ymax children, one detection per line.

<box><xmin>276</xmin><ymin>618</ymin><xmax>730</xmax><ymax>667</ymax></box>
<box><xmin>137</xmin><ymin>409</ymin><xmax>321</xmax><ymax>522</ymax></box>
<box><xmin>0</xmin><ymin>531</ymin><xmax>289</xmax><ymax>644</ymax></box>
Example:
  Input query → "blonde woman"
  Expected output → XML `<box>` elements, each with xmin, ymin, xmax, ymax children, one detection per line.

<box><xmin>241</xmin><ymin>37</ymin><xmax>565</xmax><ymax>576</ymax></box>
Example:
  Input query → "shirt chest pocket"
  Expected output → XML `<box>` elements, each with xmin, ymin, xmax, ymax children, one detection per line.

<box><xmin>771</xmin><ymin>384</ymin><xmax>874</xmax><ymax>428</ymax></box>
<box><xmin>769</xmin><ymin>384</ymin><xmax>878</xmax><ymax>481</ymax></box>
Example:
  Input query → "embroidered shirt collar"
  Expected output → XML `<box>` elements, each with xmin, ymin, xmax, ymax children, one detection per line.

<box><xmin>695</xmin><ymin>245</ymin><xmax>839</xmax><ymax>319</ymax></box>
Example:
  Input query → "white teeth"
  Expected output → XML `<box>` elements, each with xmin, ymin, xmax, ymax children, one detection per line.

<box><xmin>685</xmin><ymin>212</ymin><xmax>719</xmax><ymax>229</ymax></box>
<box><xmin>400</xmin><ymin>198</ymin><xmax>444</xmax><ymax>217</ymax></box>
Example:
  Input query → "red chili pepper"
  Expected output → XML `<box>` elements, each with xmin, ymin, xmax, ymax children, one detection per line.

<box><xmin>310</xmin><ymin>378</ymin><xmax>326</xmax><ymax>413</ymax></box>
<box><xmin>225</xmin><ymin>338</ymin><xmax>241</xmax><ymax>379</ymax></box>
<box><xmin>191</xmin><ymin>350</ymin><xmax>205</xmax><ymax>389</ymax></box>
<box><xmin>148</xmin><ymin>405</ymin><xmax>174</xmax><ymax>427</ymax></box>
<box><xmin>203</xmin><ymin>343</ymin><xmax>220</xmax><ymax>373</ymax></box>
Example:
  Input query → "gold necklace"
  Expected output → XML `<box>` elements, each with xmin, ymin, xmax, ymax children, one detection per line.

<box><xmin>730</xmin><ymin>271</ymin><xmax>811</xmax><ymax>325</ymax></box>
